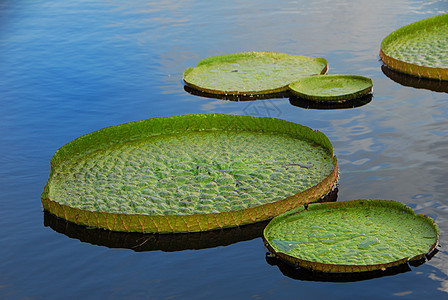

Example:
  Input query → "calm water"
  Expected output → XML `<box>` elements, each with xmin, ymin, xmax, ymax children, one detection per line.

<box><xmin>1</xmin><ymin>0</ymin><xmax>448</xmax><ymax>299</ymax></box>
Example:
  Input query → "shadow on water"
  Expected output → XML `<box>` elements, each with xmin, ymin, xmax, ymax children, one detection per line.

<box><xmin>265</xmin><ymin>246</ymin><xmax>440</xmax><ymax>283</ymax></box>
<box><xmin>184</xmin><ymin>85</ymin><xmax>290</xmax><ymax>101</ymax></box>
<box><xmin>44</xmin><ymin>211</ymin><xmax>269</xmax><ymax>252</ymax></box>
<box><xmin>265</xmin><ymin>254</ymin><xmax>411</xmax><ymax>282</ymax></box>
<box><xmin>289</xmin><ymin>94</ymin><xmax>373</xmax><ymax>110</ymax></box>
<box><xmin>43</xmin><ymin>187</ymin><xmax>338</xmax><ymax>252</ymax></box>
<box><xmin>381</xmin><ymin>65</ymin><xmax>448</xmax><ymax>93</ymax></box>
<box><xmin>185</xmin><ymin>84</ymin><xmax>373</xmax><ymax>111</ymax></box>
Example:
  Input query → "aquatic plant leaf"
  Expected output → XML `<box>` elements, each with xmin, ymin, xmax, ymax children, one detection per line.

<box><xmin>183</xmin><ymin>52</ymin><xmax>328</xmax><ymax>95</ymax></box>
<box><xmin>264</xmin><ymin>200</ymin><xmax>439</xmax><ymax>273</ymax></box>
<box><xmin>380</xmin><ymin>13</ymin><xmax>448</xmax><ymax>80</ymax></box>
<box><xmin>272</xmin><ymin>239</ymin><xmax>301</xmax><ymax>252</ymax></box>
<box><xmin>289</xmin><ymin>75</ymin><xmax>373</xmax><ymax>102</ymax></box>
<box><xmin>42</xmin><ymin>114</ymin><xmax>338</xmax><ymax>233</ymax></box>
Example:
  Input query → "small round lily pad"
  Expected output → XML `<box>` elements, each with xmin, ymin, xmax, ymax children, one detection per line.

<box><xmin>183</xmin><ymin>52</ymin><xmax>328</xmax><ymax>96</ymax></box>
<box><xmin>42</xmin><ymin>114</ymin><xmax>338</xmax><ymax>233</ymax></box>
<box><xmin>380</xmin><ymin>13</ymin><xmax>448</xmax><ymax>80</ymax></box>
<box><xmin>263</xmin><ymin>200</ymin><xmax>439</xmax><ymax>273</ymax></box>
<box><xmin>288</xmin><ymin>75</ymin><xmax>373</xmax><ymax>102</ymax></box>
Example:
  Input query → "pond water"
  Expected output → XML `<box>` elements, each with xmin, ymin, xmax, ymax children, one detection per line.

<box><xmin>1</xmin><ymin>0</ymin><xmax>448</xmax><ymax>299</ymax></box>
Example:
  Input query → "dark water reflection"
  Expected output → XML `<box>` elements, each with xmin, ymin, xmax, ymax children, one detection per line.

<box><xmin>265</xmin><ymin>243</ymin><xmax>441</xmax><ymax>283</ymax></box>
<box><xmin>289</xmin><ymin>94</ymin><xmax>373</xmax><ymax>110</ymax></box>
<box><xmin>2</xmin><ymin>0</ymin><xmax>448</xmax><ymax>299</ymax></box>
<box><xmin>185</xmin><ymin>84</ymin><xmax>373</xmax><ymax>110</ymax></box>
<box><xmin>265</xmin><ymin>254</ymin><xmax>413</xmax><ymax>282</ymax></box>
<box><xmin>43</xmin><ymin>188</ymin><xmax>338</xmax><ymax>252</ymax></box>
<box><xmin>184</xmin><ymin>85</ymin><xmax>290</xmax><ymax>101</ymax></box>
<box><xmin>381</xmin><ymin>65</ymin><xmax>448</xmax><ymax>93</ymax></box>
<box><xmin>44</xmin><ymin>211</ymin><xmax>269</xmax><ymax>252</ymax></box>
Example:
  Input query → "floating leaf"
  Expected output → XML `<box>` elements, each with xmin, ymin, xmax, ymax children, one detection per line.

<box><xmin>380</xmin><ymin>13</ymin><xmax>448</xmax><ymax>80</ymax></box>
<box><xmin>264</xmin><ymin>200</ymin><xmax>439</xmax><ymax>273</ymax></box>
<box><xmin>289</xmin><ymin>75</ymin><xmax>372</xmax><ymax>102</ymax></box>
<box><xmin>42</xmin><ymin>114</ymin><xmax>338</xmax><ymax>233</ymax></box>
<box><xmin>183</xmin><ymin>52</ymin><xmax>328</xmax><ymax>95</ymax></box>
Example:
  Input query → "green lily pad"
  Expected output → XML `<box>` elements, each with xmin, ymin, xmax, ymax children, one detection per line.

<box><xmin>288</xmin><ymin>75</ymin><xmax>373</xmax><ymax>102</ymax></box>
<box><xmin>42</xmin><ymin>114</ymin><xmax>338</xmax><ymax>233</ymax></box>
<box><xmin>380</xmin><ymin>13</ymin><xmax>448</xmax><ymax>80</ymax></box>
<box><xmin>183</xmin><ymin>52</ymin><xmax>328</xmax><ymax>95</ymax></box>
<box><xmin>263</xmin><ymin>200</ymin><xmax>439</xmax><ymax>273</ymax></box>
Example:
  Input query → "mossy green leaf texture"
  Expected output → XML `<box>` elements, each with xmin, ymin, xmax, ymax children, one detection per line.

<box><xmin>42</xmin><ymin>114</ymin><xmax>338</xmax><ymax>233</ymax></box>
<box><xmin>183</xmin><ymin>52</ymin><xmax>328</xmax><ymax>95</ymax></box>
<box><xmin>380</xmin><ymin>13</ymin><xmax>448</xmax><ymax>80</ymax></box>
<box><xmin>264</xmin><ymin>200</ymin><xmax>439</xmax><ymax>272</ymax></box>
<box><xmin>289</xmin><ymin>75</ymin><xmax>373</xmax><ymax>102</ymax></box>
<box><xmin>49</xmin><ymin>130</ymin><xmax>334</xmax><ymax>215</ymax></box>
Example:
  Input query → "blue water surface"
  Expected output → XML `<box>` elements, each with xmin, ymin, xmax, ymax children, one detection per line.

<box><xmin>1</xmin><ymin>0</ymin><xmax>448</xmax><ymax>299</ymax></box>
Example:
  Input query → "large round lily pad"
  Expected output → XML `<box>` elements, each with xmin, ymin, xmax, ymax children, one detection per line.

<box><xmin>264</xmin><ymin>200</ymin><xmax>439</xmax><ymax>273</ymax></box>
<box><xmin>380</xmin><ymin>13</ymin><xmax>448</xmax><ymax>80</ymax></box>
<box><xmin>183</xmin><ymin>52</ymin><xmax>328</xmax><ymax>95</ymax></box>
<box><xmin>42</xmin><ymin>114</ymin><xmax>338</xmax><ymax>233</ymax></box>
<box><xmin>288</xmin><ymin>75</ymin><xmax>373</xmax><ymax>102</ymax></box>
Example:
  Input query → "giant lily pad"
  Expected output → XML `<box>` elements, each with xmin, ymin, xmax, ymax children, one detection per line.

<box><xmin>183</xmin><ymin>52</ymin><xmax>328</xmax><ymax>95</ymax></box>
<box><xmin>380</xmin><ymin>13</ymin><xmax>448</xmax><ymax>80</ymax></box>
<box><xmin>264</xmin><ymin>200</ymin><xmax>439</xmax><ymax>273</ymax></box>
<box><xmin>288</xmin><ymin>75</ymin><xmax>373</xmax><ymax>102</ymax></box>
<box><xmin>42</xmin><ymin>114</ymin><xmax>338</xmax><ymax>233</ymax></box>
